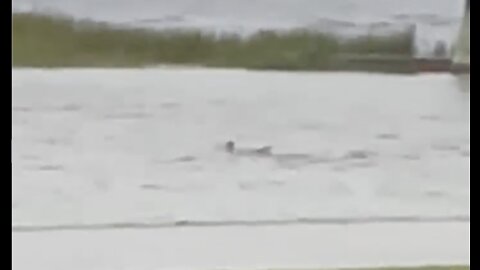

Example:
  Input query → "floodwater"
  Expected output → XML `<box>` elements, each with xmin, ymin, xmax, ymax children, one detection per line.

<box><xmin>12</xmin><ymin>68</ymin><xmax>470</xmax><ymax>228</ymax></box>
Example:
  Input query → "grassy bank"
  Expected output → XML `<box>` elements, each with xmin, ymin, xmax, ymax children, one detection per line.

<box><xmin>13</xmin><ymin>13</ymin><xmax>415</xmax><ymax>71</ymax></box>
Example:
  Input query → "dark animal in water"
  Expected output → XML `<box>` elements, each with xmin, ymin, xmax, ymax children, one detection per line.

<box><xmin>225</xmin><ymin>141</ymin><xmax>272</xmax><ymax>156</ymax></box>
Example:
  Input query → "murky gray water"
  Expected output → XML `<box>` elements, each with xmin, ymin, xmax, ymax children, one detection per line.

<box><xmin>12</xmin><ymin>68</ymin><xmax>469</xmax><ymax>227</ymax></box>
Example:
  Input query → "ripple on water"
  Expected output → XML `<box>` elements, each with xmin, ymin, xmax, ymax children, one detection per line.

<box><xmin>419</xmin><ymin>114</ymin><xmax>442</xmax><ymax>121</ymax></box>
<box><xmin>342</xmin><ymin>149</ymin><xmax>377</xmax><ymax>160</ymax></box>
<box><xmin>153</xmin><ymin>156</ymin><xmax>198</xmax><ymax>164</ymax></box>
<box><xmin>431</xmin><ymin>143</ymin><xmax>462</xmax><ymax>152</ymax></box>
<box><xmin>13</xmin><ymin>106</ymin><xmax>33</xmax><ymax>112</ymax></box>
<box><xmin>273</xmin><ymin>153</ymin><xmax>332</xmax><ymax>169</ymax></box>
<box><xmin>400</xmin><ymin>153</ymin><xmax>422</xmax><ymax>161</ymax></box>
<box><xmin>170</xmin><ymin>156</ymin><xmax>197</xmax><ymax>163</ymax></box>
<box><xmin>460</xmin><ymin>150</ymin><xmax>470</xmax><ymax>157</ymax></box>
<box><xmin>35</xmin><ymin>164</ymin><xmax>65</xmax><ymax>172</ymax></box>
<box><xmin>37</xmin><ymin>137</ymin><xmax>72</xmax><ymax>146</ymax></box>
<box><xmin>424</xmin><ymin>190</ymin><xmax>448</xmax><ymax>198</ymax></box>
<box><xmin>238</xmin><ymin>180</ymin><xmax>285</xmax><ymax>191</ymax></box>
<box><xmin>376</xmin><ymin>133</ymin><xmax>400</xmax><ymax>140</ymax></box>
<box><xmin>59</xmin><ymin>103</ymin><xmax>83</xmax><ymax>112</ymax></box>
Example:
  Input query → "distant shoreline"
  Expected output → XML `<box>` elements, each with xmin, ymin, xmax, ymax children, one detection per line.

<box><xmin>14</xmin><ymin>12</ymin><xmax>424</xmax><ymax>73</ymax></box>
<box><xmin>13</xmin><ymin>12</ymin><xmax>469</xmax><ymax>74</ymax></box>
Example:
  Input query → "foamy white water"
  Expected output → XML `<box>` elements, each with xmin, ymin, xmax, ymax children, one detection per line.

<box><xmin>12</xmin><ymin>68</ymin><xmax>469</xmax><ymax>228</ymax></box>
<box><xmin>12</xmin><ymin>0</ymin><xmax>467</xmax><ymax>56</ymax></box>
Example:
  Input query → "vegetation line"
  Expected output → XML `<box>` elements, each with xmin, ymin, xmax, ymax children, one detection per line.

<box><xmin>13</xmin><ymin>12</ymin><xmax>415</xmax><ymax>73</ymax></box>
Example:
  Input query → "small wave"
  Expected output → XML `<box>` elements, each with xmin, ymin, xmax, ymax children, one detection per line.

<box><xmin>400</xmin><ymin>153</ymin><xmax>421</xmax><ymax>161</ymax></box>
<box><xmin>14</xmin><ymin>105</ymin><xmax>82</xmax><ymax>113</ymax></box>
<box><xmin>154</xmin><ymin>155</ymin><xmax>198</xmax><ymax>164</ymax></box>
<box><xmin>171</xmin><ymin>156</ymin><xmax>197</xmax><ymax>163</ymax></box>
<box><xmin>139</xmin><ymin>182</ymin><xmax>206</xmax><ymax>192</ymax></box>
<box><xmin>12</xmin><ymin>106</ymin><xmax>33</xmax><ymax>112</ymax></box>
<box><xmin>342</xmin><ymin>149</ymin><xmax>377</xmax><ymax>160</ymax></box>
<box><xmin>431</xmin><ymin>143</ymin><xmax>462</xmax><ymax>152</ymax></box>
<box><xmin>420</xmin><ymin>114</ymin><xmax>442</xmax><ymax>121</ymax></box>
<box><xmin>273</xmin><ymin>153</ymin><xmax>333</xmax><ymax>170</ymax></box>
<box><xmin>36</xmin><ymin>137</ymin><xmax>71</xmax><ymax>146</ymax></box>
<box><xmin>237</xmin><ymin>180</ymin><xmax>284</xmax><ymax>191</ymax></box>
<box><xmin>35</xmin><ymin>164</ymin><xmax>65</xmax><ymax>171</ymax></box>
<box><xmin>20</xmin><ymin>154</ymin><xmax>41</xmax><ymax>161</ymax></box>
<box><xmin>140</xmin><ymin>184</ymin><xmax>167</xmax><ymax>190</ymax></box>
<box><xmin>59</xmin><ymin>103</ymin><xmax>83</xmax><ymax>112</ymax></box>
<box><xmin>12</xmin><ymin>215</ymin><xmax>470</xmax><ymax>233</ymax></box>
<box><xmin>424</xmin><ymin>190</ymin><xmax>447</xmax><ymax>198</ymax></box>
<box><xmin>376</xmin><ymin>133</ymin><xmax>400</xmax><ymax>140</ymax></box>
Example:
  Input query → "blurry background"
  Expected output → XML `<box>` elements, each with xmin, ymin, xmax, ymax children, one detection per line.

<box><xmin>12</xmin><ymin>0</ymin><xmax>466</xmax><ymax>64</ymax></box>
